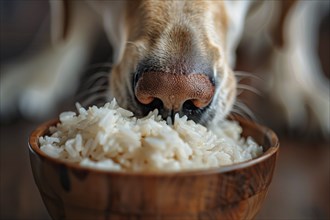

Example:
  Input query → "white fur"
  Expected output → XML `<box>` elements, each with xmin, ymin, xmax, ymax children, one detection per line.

<box><xmin>223</xmin><ymin>0</ymin><xmax>254</xmax><ymax>67</ymax></box>
<box><xmin>267</xmin><ymin>0</ymin><xmax>330</xmax><ymax>134</ymax></box>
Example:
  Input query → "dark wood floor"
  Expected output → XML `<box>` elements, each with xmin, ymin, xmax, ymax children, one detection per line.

<box><xmin>0</xmin><ymin>118</ymin><xmax>329</xmax><ymax>219</ymax></box>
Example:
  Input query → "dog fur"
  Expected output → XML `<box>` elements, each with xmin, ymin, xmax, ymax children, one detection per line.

<box><xmin>0</xmin><ymin>0</ymin><xmax>329</xmax><ymax>136</ymax></box>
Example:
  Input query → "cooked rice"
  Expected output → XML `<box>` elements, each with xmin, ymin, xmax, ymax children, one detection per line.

<box><xmin>39</xmin><ymin>99</ymin><xmax>263</xmax><ymax>172</ymax></box>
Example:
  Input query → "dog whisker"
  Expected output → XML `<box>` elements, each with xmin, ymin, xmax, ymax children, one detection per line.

<box><xmin>80</xmin><ymin>92</ymin><xmax>110</xmax><ymax>107</ymax></box>
<box><xmin>232</xmin><ymin>101</ymin><xmax>257</xmax><ymax>122</ymax></box>
<box><xmin>80</xmin><ymin>72</ymin><xmax>109</xmax><ymax>89</ymax></box>
<box><xmin>229</xmin><ymin>109</ymin><xmax>251</xmax><ymax>120</ymax></box>
<box><xmin>85</xmin><ymin>63</ymin><xmax>113</xmax><ymax>70</ymax></box>
<box><xmin>76</xmin><ymin>85</ymin><xmax>109</xmax><ymax>99</ymax></box>
<box><xmin>236</xmin><ymin>89</ymin><xmax>245</xmax><ymax>96</ymax></box>
<box><xmin>74</xmin><ymin>62</ymin><xmax>113</xmax><ymax>109</ymax></box>
<box><xmin>234</xmin><ymin>71</ymin><xmax>262</xmax><ymax>82</ymax></box>
<box><xmin>80</xmin><ymin>78</ymin><xmax>108</xmax><ymax>93</ymax></box>
<box><xmin>236</xmin><ymin>84</ymin><xmax>261</xmax><ymax>96</ymax></box>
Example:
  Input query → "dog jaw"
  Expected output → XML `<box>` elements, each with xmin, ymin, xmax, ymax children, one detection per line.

<box><xmin>99</xmin><ymin>0</ymin><xmax>237</xmax><ymax>124</ymax></box>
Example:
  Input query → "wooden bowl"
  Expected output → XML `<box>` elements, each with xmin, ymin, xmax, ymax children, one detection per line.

<box><xmin>29</xmin><ymin>116</ymin><xmax>279</xmax><ymax>220</ymax></box>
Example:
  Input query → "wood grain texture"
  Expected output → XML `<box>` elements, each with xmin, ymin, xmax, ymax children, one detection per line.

<box><xmin>28</xmin><ymin>117</ymin><xmax>279</xmax><ymax>220</ymax></box>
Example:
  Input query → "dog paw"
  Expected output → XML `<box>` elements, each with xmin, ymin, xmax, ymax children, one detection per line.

<box><xmin>0</xmin><ymin>66</ymin><xmax>27</xmax><ymax>121</ymax></box>
<box><xmin>18</xmin><ymin>88</ymin><xmax>57</xmax><ymax>120</ymax></box>
<box><xmin>303</xmin><ymin>87</ymin><xmax>330</xmax><ymax>136</ymax></box>
<box><xmin>1</xmin><ymin>43</ymin><xmax>87</xmax><ymax>121</ymax></box>
<box><xmin>0</xmin><ymin>54</ymin><xmax>59</xmax><ymax>121</ymax></box>
<box><xmin>271</xmin><ymin>79</ymin><xmax>329</xmax><ymax>136</ymax></box>
<box><xmin>267</xmin><ymin>48</ymin><xmax>330</xmax><ymax>137</ymax></box>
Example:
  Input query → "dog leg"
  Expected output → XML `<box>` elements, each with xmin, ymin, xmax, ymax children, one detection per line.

<box><xmin>0</xmin><ymin>2</ymin><xmax>99</xmax><ymax>120</ymax></box>
<box><xmin>267</xmin><ymin>1</ymin><xmax>329</xmax><ymax>135</ymax></box>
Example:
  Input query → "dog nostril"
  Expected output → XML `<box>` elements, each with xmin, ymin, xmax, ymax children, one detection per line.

<box><xmin>140</xmin><ymin>98</ymin><xmax>164</xmax><ymax>112</ymax></box>
<box><xmin>135</xmin><ymin>72</ymin><xmax>215</xmax><ymax>113</ymax></box>
<box><xmin>183</xmin><ymin>100</ymin><xmax>199</xmax><ymax>111</ymax></box>
<box><xmin>137</xmin><ymin>96</ymin><xmax>155</xmax><ymax>105</ymax></box>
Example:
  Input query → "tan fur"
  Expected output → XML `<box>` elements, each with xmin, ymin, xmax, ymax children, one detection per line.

<box><xmin>107</xmin><ymin>0</ymin><xmax>235</xmax><ymax>123</ymax></box>
<box><xmin>1</xmin><ymin>0</ymin><xmax>328</xmax><ymax>134</ymax></box>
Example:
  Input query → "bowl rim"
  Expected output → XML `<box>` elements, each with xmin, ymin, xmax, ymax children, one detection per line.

<box><xmin>28</xmin><ymin>116</ymin><xmax>279</xmax><ymax>177</ymax></box>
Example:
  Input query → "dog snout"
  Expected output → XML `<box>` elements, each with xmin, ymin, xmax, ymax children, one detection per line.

<box><xmin>134</xmin><ymin>71</ymin><xmax>215</xmax><ymax>117</ymax></box>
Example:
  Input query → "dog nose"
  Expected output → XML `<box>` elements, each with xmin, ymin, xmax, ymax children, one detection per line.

<box><xmin>134</xmin><ymin>72</ymin><xmax>215</xmax><ymax>113</ymax></box>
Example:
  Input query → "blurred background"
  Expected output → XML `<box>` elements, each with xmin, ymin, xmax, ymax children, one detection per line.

<box><xmin>0</xmin><ymin>1</ymin><xmax>329</xmax><ymax>219</ymax></box>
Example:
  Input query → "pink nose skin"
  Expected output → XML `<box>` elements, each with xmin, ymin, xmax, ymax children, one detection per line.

<box><xmin>135</xmin><ymin>72</ymin><xmax>215</xmax><ymax>111</ymax></box>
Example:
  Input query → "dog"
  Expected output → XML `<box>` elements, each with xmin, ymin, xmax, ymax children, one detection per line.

<box><xmin>0</xmin><ymin>0</ymin><xmax>329</xmax><ymax>136</ymax></box>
